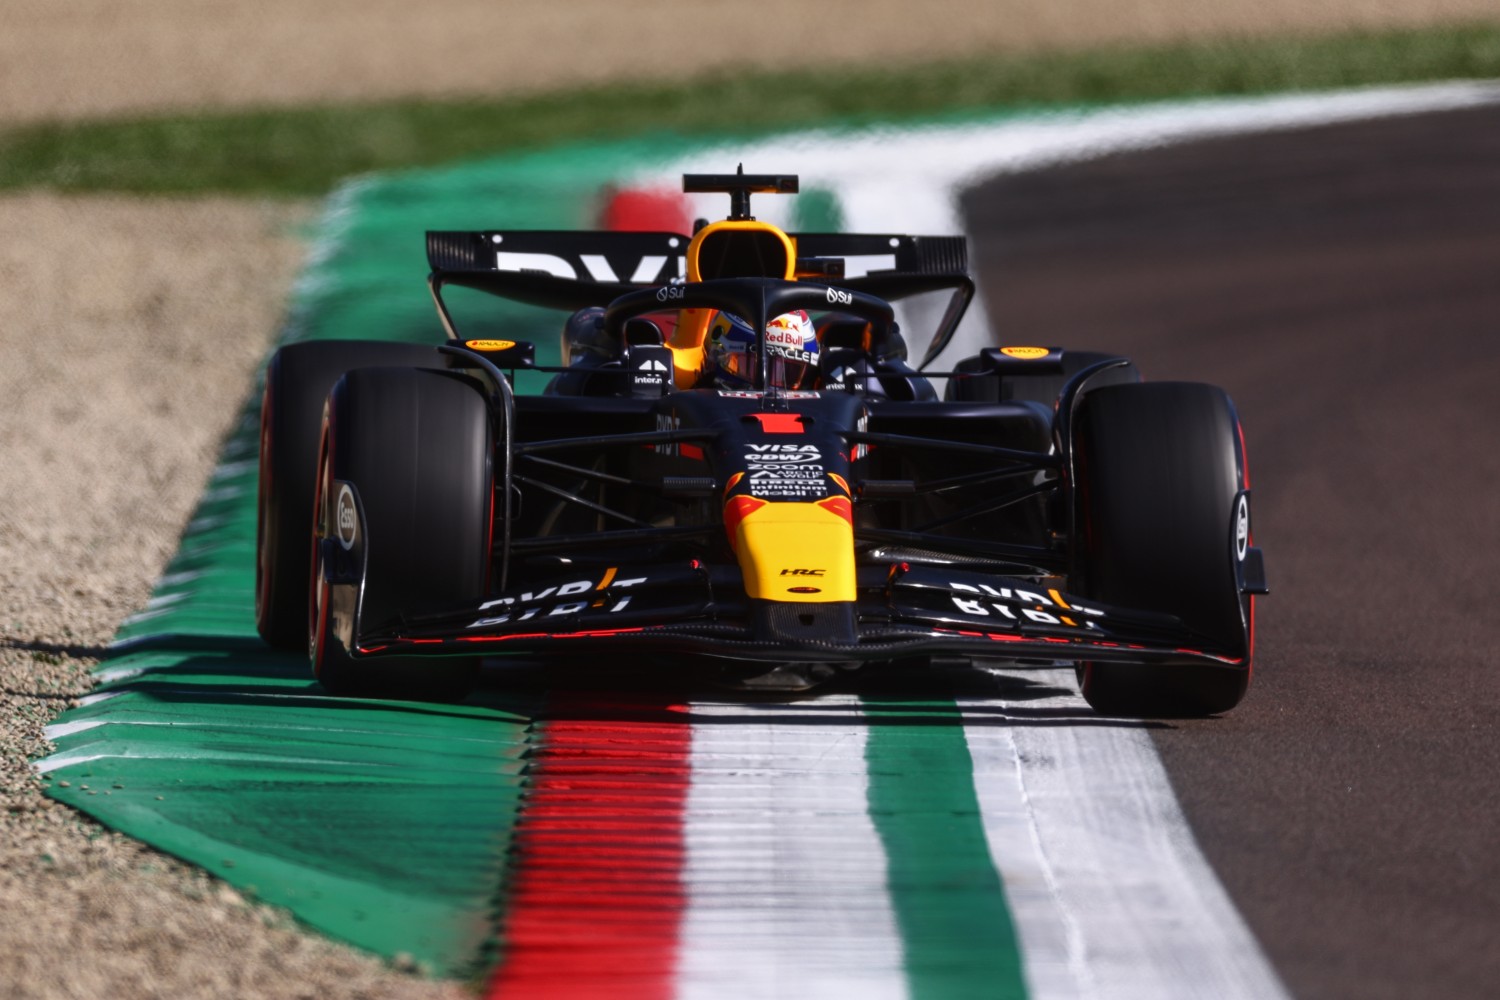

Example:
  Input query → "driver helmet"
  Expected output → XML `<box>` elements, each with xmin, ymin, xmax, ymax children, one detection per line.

<box><xmin>705</xmin><ymin>309</ymin><xmax>819</xmax><ymax>389</ymax></box>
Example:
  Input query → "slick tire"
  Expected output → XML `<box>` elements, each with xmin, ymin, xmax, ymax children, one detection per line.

<box><xmin>256</xmin><ymin>339</ymin><xmax>444</xmax><ymax>649</ymax></box>
<box><xmin>1073</xmin><ymin>382</ymin><xmax>1252</xmax><ymax>717</ymax></box>
<box><xmin>946</xmin><ymin>350</ymin><xmax>1139</xmax><ymax>406</ymax></box>
<box><xmin>311</xmin><ymin>366</ymin><xmax>493</xmax><ymax>699</ymax></box>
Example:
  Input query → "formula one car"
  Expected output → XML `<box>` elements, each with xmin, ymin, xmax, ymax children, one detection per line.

<box><xmin>254</xmin><ymin>171</ymin><xmax>1267</xmax><ymax>716</ymax></box>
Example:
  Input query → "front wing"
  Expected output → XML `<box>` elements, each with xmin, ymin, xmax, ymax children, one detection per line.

<box><xmin>353</xmin><ymin>563</ymin><xmax>1248</xmax><ymax>671</ymax></box>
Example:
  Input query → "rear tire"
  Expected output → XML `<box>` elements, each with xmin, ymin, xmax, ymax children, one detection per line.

<box><xmin>256</xmin><ymin>340</ymin><xmax>443</xmax><ymax>648</ymax></box>
<box><xmin>311</xmin><ymin>366</ymin><xmax>493</xmax><ymax>699</ymax></box>
<box><xmin>1073</xmin><ymin>382</ymin><xmax>1252</xmax><ymax>717</ymax></box>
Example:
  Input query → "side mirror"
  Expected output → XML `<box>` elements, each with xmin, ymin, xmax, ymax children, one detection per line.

<box><xmin>623</xmin><ymin>318</ymin><xmax>665</xmax><ymax>346</ymax></box>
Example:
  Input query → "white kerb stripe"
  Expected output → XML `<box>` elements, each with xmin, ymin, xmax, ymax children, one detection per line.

<box><xmin>674</xmin><ymin>695</ymin><xmax>908</xmax><ymax>1000</ymax></box>
<box><xmin>960</xmin><ymin>667</ymin><xmax>1291</xmax><ymax>1000</ymax></box>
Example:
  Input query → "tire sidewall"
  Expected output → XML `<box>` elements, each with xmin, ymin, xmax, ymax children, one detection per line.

<box><xmin>255</xmin><ymin>340</ymin><xmax>443</xmax><ymax>647</ymax></box>
<box><xmin>1072</xmin><ymin>381</ymin><xmax>1252</xmax><ymax>716</ymax></box>
<box><xmin>311</xmin><ymin>365</ymin><xmax>494</xmax><ymax>698</ymax></box>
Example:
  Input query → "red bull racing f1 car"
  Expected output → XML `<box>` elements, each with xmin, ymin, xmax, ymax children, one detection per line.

<box><xmin>254</xmin><ymin>172</ymin><xmax>1267</xmax><ymax>716</ymax></box>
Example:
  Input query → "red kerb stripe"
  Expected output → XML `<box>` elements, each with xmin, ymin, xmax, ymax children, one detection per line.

<box><xmin>486</xmin><ymin>695</ymin><xmax>691</xmax><ymax>1000</ymax></box>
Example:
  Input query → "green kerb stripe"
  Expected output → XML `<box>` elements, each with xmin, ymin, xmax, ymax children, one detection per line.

<box><xmin>864</xmin><ymin>695</ymin><xmax>1028</xmax><ymax>1000</ymax></box>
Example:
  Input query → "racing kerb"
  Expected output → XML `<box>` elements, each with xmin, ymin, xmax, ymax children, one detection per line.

<box><xmin>35</xmin><ymin>81</ymin><xmax>1500</xmax><ymax>996</ymax></box>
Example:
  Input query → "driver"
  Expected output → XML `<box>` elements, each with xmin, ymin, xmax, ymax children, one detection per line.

<box><xmin>702</xmin><ymin>309</ymin><xmax>819</xmax><ymax>390</ymax></box>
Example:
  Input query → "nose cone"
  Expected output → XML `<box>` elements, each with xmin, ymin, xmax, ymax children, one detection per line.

<box><xmin>726</xmin><ymin>498</ymin><xmax>856</xmax><ymax>603</ymax></box>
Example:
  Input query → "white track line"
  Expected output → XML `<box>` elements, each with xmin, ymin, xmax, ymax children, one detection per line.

<box><xmin>650</xmin><ymin>80</ymin><xmax>1500</xmax><ymax>365</ymax></box>
<box><xmin>959</xmin><ymin>669</ymin><xmax>1290</xmax><ymax>999</ymax></box>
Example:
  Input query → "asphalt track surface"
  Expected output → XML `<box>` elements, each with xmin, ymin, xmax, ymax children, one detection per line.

<box><xmin>961</xmin><ymin>103</ymin><xmax>1500</xmax><ymax>1000</ymax></box>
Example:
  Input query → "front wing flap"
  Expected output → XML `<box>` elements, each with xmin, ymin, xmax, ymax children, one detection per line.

<box><xmin>354</xmin><ymin>563</ymin><xmax>1246</xmax><ymax>669</ymax></box>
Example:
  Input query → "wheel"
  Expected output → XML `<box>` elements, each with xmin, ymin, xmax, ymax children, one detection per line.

<box><xmin>946</xmin><ymin>350</ymin><xmax>1139</xmax><ymax>405</ymax></box>
<box><xmin>1072</xmin><ymin>382</ymin><xmax>1252</xmax><ymax>717</ymax></box>
<box><xmin>310</xmin><ymin>366</ymin><xmax>493</xmax><ymax>699</ymax></box>
<box><xmin>255</xmin><ymin>339</ymin><xmax>443</xmax><ymax>648</ymax></box>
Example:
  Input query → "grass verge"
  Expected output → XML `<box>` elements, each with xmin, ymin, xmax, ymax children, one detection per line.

<box><xmin>2</xmin><ymin>21</ymin><xmax>1497</xmax><ymax>196</ymax></box>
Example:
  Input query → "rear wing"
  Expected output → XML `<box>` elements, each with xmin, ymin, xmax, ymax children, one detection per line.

<box><xmin>427</xmin><ymin>229</ymin><xmax>975</xmax><ymax>366</ymax></box>
<box><xmin>427</xmin><ymin>230</ymin><xmax>686</xmax><ymax>311</ymax></box>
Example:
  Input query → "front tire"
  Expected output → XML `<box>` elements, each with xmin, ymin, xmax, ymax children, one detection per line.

<box><xmin>256</xmin><ymin>339</ymin><xmax>443</xmax><ymax>648</ymax></box>
<box><xmin>311</xmin><ymin>366</ymin><xmax>493</xmax><ymax>699</ymax></box>
<box><xmin>1073</xmin><ymin>382</ymin><xmax>1252</xmax><ymax>717</ymax></box>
